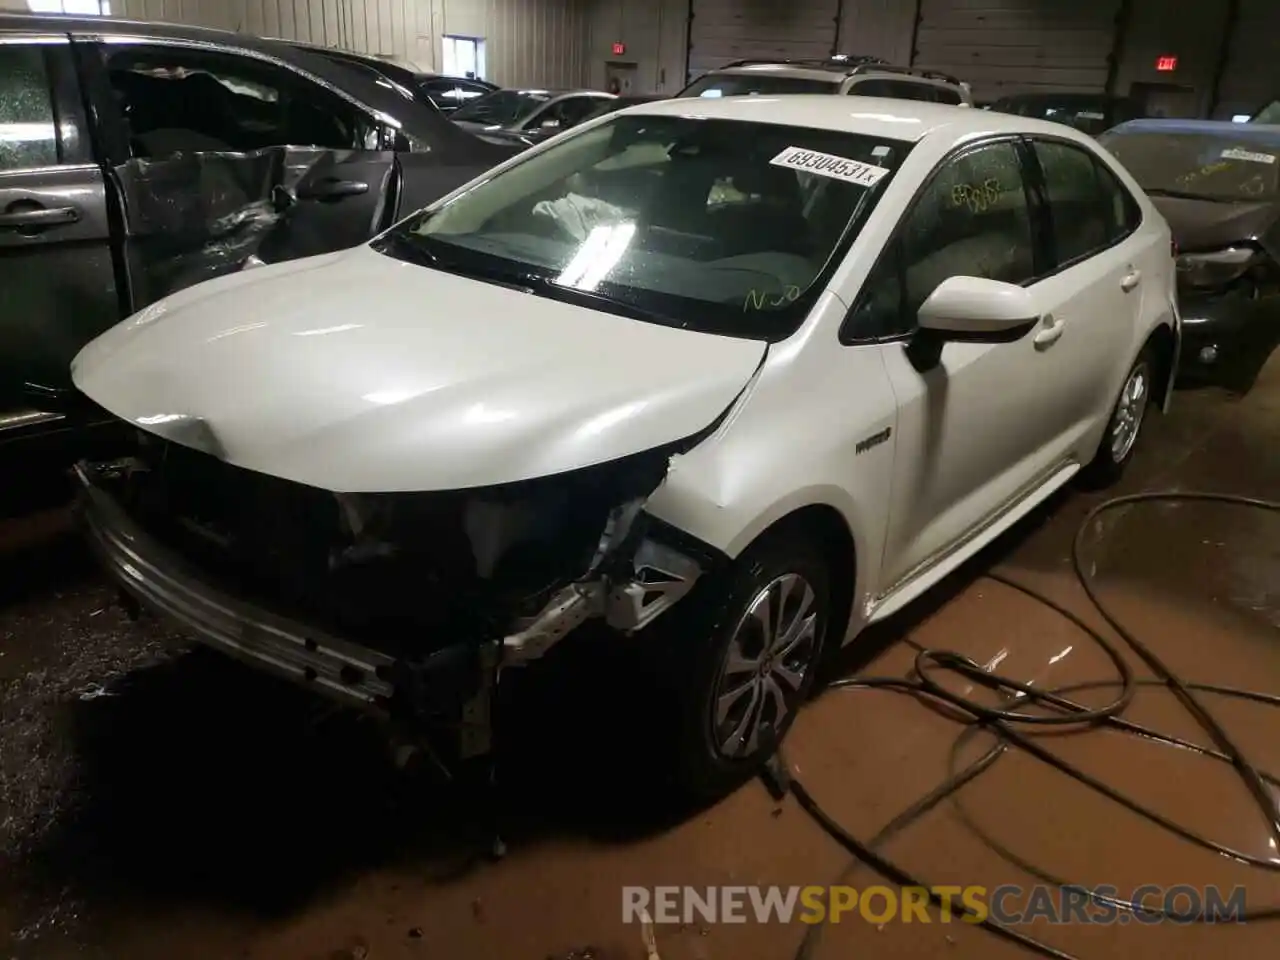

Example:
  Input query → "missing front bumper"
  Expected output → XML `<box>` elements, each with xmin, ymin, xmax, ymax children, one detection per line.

<box><xmin>74</xmin><ymin>459</ymin><xmax>708</xmax><ymax>740</ymax></box>
<box><xmin>75</xmin><ymin>461</ymin><xmax>398</xmax><ymax>712</ymax></box>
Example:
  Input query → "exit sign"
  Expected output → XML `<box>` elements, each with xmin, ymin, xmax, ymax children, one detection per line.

<box><xmin>1155</xmin><ymin>55</ymin><xmax>1178</xmax><ymax>72</ymax></box>
<box><xmin>612</xmin><ymin>41</ymin><xmax>626</xmax><ymax>55</ymax></box>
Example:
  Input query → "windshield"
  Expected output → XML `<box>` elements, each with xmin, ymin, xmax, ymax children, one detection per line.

<box><xmin>1253</xmin><ymin>100</ymin><xmax>1280</xmax><ymax>124</ymax></box>
<box><xmin>1099</xmin><ymin>129</ymin><xmax>1280</xmax><ymax>201</ymax></box>
<box><xmin>679</xmin><ymin>73</ymin><xmax>839</xmax><ymax>99</ymax></box>
<box><xmin>379</xmin><ymin>115</ymin><xmax>910</xmax><ymax>340</ymax></box>
<box><xmin>452</xmin><ymin>89</ymin><xmax>550</xmax><ymax>125</ymax></box>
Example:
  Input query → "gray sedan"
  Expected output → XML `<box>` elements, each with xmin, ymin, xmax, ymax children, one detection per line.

<box><xmin>451</xmin><ymin>88</ymin><xmax>617</xmax><ymax>147</ymax></box>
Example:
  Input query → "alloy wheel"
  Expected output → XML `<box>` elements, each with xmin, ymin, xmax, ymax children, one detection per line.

<box><xmin>711</xmin><ymin>572</ymin><xmax>820</xmax><ymax>759</ymax></box>
<box><xmin>1110</xmin><ymin>362</ymin><xmax>1149</xmax><ymax>463</ymax></box>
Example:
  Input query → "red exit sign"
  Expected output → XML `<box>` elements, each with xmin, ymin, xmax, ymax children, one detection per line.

<box><xmin>612</xmin><ymin>41</ymin><xmax>626</xmax><ymax>56</ymax></box>
<box><xmin>1155</xmin><ymin>55</ymin><xmax>1178</xmax><ymax>72</ymax></box>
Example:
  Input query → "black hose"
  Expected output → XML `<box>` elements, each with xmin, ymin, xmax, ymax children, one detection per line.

<box><xmin>780</xmin><ymin>491</ymin><xmax>1280</xmax><ymax>960</ymax></box>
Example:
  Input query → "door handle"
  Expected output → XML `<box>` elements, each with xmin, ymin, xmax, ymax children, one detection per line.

<box><xmin>1120</xmin><ymin>269</ymin><xmax>1142</xmax><ymax>292</ymax></box>
<box><xmin>296</xmin><ymin>178</ymin><xmax>369</xmax><ymax>201</ymax></box>
<box><xmin>1032</xmin><ymin>314</ymin><xmax>1065</xmax><ymax>348</ymax></box>
<box><xmin>0</xmin><ymin>205</ymin><xmax>80</xmax><ymax>230</ymax></box>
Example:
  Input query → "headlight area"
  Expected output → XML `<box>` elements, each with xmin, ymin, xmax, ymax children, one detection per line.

<box><xmin>1176</xmin><ymin>245</ymin><xmax>1280</xmax><ymax>371</ymax></box>
<box><xmin>1176</xmin><ymin>244</ymin><xmax>1274</xmax><ymax>295</ymax></box>
<box><xmin>74</xmin><ymin>430</ymin><xmax>719</xmax><ymax>763</ymax></box>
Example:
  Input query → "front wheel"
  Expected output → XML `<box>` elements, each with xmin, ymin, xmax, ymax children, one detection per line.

<box><xmin>652</xmin><ymin>529</ymin><xmax>832</xmax><ymax>802</ymax></box>
<box><xmin>1082</xmin><ymin>346</ymin><xmax>1154</xmax><ymax>487</ymax></box>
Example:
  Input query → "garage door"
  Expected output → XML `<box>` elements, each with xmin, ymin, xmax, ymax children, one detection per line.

<box><xmin>913</xmin><ymin>0</ymin><xmax>1123</xmax><ymax>101</ymax></box>
<box><xmin>1214</xmin><ymin>0</ymin><xmax>1280</xmax><ymax>119</ymax></box>
<box><xmin>687</xmin><ymin>0</ymin><xmax>840</xmax><ymax>79</ymax></box>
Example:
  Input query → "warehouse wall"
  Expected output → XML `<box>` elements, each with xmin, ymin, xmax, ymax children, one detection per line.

<box><xmin>1110</xmin><ymin>0</ymin><xmax>1233</xmax><ymax>118</ymax></box>
<box><xmin>836</xmin><ymin>0</ymin><xmax>915</xmax><ymax>66</ymax></box>
<box><xmin>113</xmin><ymin>0</ymin><xmax>591</xmax><ymax>87</ymax></box>
<box><xmin>586</xmin><ymin>0</ymin><xmax>684</xmax><ymax>93</ymax></box>
<box><xmin>1204</xmin><ymin>0</ymin><xmax>1275</xmax><ymax>120</ymax></box>
<box><xmin>914</xmin><ymin>0</ymin><xmax>1124</xmax><ymax>100</ymax></box>
<box><xmin>588</xmin><ymin>0</ymin><xmax>913</xmax><ymax>92</ymax></box>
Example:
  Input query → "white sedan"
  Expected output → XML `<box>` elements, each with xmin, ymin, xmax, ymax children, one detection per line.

<box><xmin>71</xmin><ymin>96</ymin><xmax>1178</xmax><ymax>798</ymax></box>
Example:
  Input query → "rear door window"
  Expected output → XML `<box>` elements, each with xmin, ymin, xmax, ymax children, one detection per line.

<box><xmin>1032</xmin><ymin>139</ymin><xmax>1140</xmax><ymax>267</ymax></box>
<box><xmin>0</xmin><ymin>46</ymin><xmax>59</xmax><ymax>170</ymax></box>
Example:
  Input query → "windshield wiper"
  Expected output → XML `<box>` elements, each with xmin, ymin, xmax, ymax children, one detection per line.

<box><xmin>1145</xmin><ymin>188</ymin><xmax>1232</xmax><ymax>203</ymax></box>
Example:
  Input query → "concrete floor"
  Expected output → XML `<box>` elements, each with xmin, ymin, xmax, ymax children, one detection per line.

<box><xmin>1</xmin><ymin>358</ymin><xmax>1278</xmax><ymax>960</ymax></box>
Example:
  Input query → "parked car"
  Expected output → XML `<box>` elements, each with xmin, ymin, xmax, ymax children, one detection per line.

<box><xmin>450</xmin><ymin>88</ymin><xmax>617</xmax><ymax>147</ymax></box>
<box><xmin>987</xmin><ymin>92</ymin><xmax>1144</xmax><ymax>136</ymax></box>
<box><xmin>72</xmin><ymin>99</ymin><xmax>1176</xmax><ymax>798</ymax></box>
<box><xmin>284</xmin><ymin>41</ymin><xmax>498</xmax><ymax>115</ymax></box>
<box><xmin>578</xmin><ymin>94</ymin><xmax>667</xmax><ymax>124</ymax></box>
<box><xmin>1100</xmin><ymin>119</ymin><xmax>1280</xmax><ymax>387</ymax></box>
<box><xmin>677</xmin><ymin>56</ymin><xmax>973</xmax><ymax>106</ymax></box>
<box><xmin>0</xmin><ymin>13</ymin><xmax>519</xmax><ymax>452</ymax></box>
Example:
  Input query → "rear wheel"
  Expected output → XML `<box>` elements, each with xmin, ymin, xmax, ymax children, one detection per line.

<box><xmin>1082</xmin><ymin>345</ymin><xmax>1154</xmax><ymax>487</ymax></box>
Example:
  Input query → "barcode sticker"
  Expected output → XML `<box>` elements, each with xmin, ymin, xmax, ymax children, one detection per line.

<box><xmin>1221</xmin><ymin>147</ymin><xmax>1276</xmax><ymax>165</ymax></box>
<box><xmin>770</xmin><ymin>146</ymin><xmax>890</xmax><ymax>187</ymax></box>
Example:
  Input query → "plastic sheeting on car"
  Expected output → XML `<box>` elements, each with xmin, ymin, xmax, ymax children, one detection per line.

<box><xmin>112</xmin><ymin>146</ymin><xmax>396</xmax><ymax>307</ymax></box>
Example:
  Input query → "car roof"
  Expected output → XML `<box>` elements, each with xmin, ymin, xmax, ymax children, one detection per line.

<box><xmin>624</xmin><ymin>94</ymin><xmax>1062</xmax><ymax>143</ymax></box>
<box><xmin>706</xmin><ymin>62</ymin><xmax>961</xmax><ymax>90</ymax></box>
<box><xmin>513</xmin><ymin>89</ymin><xmax>608</xmax><ymax>97</ymax></box>
<box><xmin>1109</xmin><ymin>118</ymin><xmax>1280</xmax><ymax>142</ymax></box>
<box><xmin>0</xmin><ymin>12</ymin><xmax>403</xmax><ymax>101</ymax></box>
<box><xmin>709</xmin><ymin>64</ymin><xmax>847</xmax><ymax>84</ymax></box>
<box><xmin>279</xmin><ymin>40</ymin><xmax>469</xmax><ymax>83</ymax></box>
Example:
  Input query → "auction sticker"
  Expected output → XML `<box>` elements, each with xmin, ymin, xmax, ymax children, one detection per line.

<box><xmin>770</xmin><ymin>146</ymin><xmax>890</xmax><ymax>186</ymax></box>
<box><xmin>1221</xmin><ymin>147</ymin><xmax>1276</xmax><ymax>164</ymax></box>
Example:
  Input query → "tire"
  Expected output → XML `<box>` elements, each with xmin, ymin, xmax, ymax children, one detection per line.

<box><xmin>648</xmin><ymin>528</ymin><xmax>832</xmax><ymax>803</ymax></box>
<box><xmin>1081</xmin><ymin>344</ymin><xmax>1156</xmax><ymax>488</ymax></box>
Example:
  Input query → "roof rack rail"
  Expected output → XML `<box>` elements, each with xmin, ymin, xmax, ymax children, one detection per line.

<box><xmin>718</xmin><ymin>54</ymin><xmax>889</xmax><ymax>72</ymax></box>
<box><xmin>849</xmin><ymin>62</ymin><xmax>963</xmax><ymax>85</ymax></box>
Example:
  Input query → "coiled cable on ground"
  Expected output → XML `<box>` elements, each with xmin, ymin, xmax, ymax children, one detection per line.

<box><xmin>774</xmin><ymin>491</ymin><xmax>1280</xmax><ymax>960</ymax></box>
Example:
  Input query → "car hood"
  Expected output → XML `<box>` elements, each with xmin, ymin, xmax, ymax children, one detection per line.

<box><xmin>71</xmin><ymin>245</ymin><xmax>766</xmax><ymax>493</ymax></box>
<box><xmin>1151</xmin><ymin>196</ymin><xmax>1280</xmax><ymax>254</ymax></box>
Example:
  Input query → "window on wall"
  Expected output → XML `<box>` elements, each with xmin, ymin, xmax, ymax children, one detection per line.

<box><xmin>442</xmin><ymin>35</ymin><xmax>486</xmax><ymax>81</ymax></box>
<box><xmin>27</xmin><ymin>0</ymin><xmax>111</xmax><ymax>12</ymax></box>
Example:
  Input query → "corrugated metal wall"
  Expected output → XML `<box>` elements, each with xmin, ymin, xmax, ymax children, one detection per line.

<box><xmin>837</xmin><ymin>0</ymin><xmax>915</xmax><ymax>66</ymax></box>
<box><xmin>687</xmin><ymin>0</ymin><xmax>841</xmax><ymax>77</ymax></box>
<box><xmin>1215</xmin><ymin>0</ymin><xmax>1277</xmax><ymax>119</ymax></box>
<box><xmin>913</xmin><ymin>0</ymin><xmax>1123</xmax><ymax>100</ymax></box>
<box><xmin>113</xmin><ymin>0</ymin><xmax>590</xmax><ymax>87</ymax></box>
<box><xmin>441</xmin><ymin>0</ymin><xmax>589</xmax><ymax>87</ymax></box>
<box><xmin>588</xmin><ymin>0</ymin><xmax>685</xmax><ymax>94</ymax></box>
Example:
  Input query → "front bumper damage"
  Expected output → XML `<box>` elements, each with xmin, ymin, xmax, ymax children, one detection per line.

<box><xmin>1177</xmin><ymin>285</ymin><xmax>1280</xmax><ymax>381</ymax></box>
<box><xmin>74</xmin><ymin>449</ymin><xmax>713</xmax><ymax>761</ymax></box>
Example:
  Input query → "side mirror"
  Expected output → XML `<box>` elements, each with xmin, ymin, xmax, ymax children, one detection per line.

<box><xmin>917</xmin><ymin>276</ymin><xmax>1040</xmax><ymax>341</ymax></box>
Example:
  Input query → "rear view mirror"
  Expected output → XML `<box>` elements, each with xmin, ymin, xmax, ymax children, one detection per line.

<box><xmin>917</xmin><ymin>276</ymin><xmax>1040</xmax><ymax>340</ymax></box>
<box><xmin>541</xmin><ymin>118</ymin><xmax>561</xmax><ymax>129</ymax></box>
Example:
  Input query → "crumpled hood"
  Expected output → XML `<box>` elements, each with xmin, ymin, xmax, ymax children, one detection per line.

<box><xmin>1152</xmin><ymin>196</ymin><xmax>1280</xmax><ymax>254</ymax></box>
<box><xmin>72</xmin><ymin>245</ymin><xmax>766</xmax><ymax>493</ymax></box>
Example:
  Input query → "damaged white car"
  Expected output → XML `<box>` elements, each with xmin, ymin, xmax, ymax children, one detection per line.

<box><xmin>71</xmin><ymin>98</ymin><xmax>1178</xmax><ymax>797</ymax></box>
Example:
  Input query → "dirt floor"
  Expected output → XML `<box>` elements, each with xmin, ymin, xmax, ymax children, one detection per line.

<box><xmin>1</xmin><ymin>357</ymin><xmax>1278</xmax><ymax>960</ymax></box>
